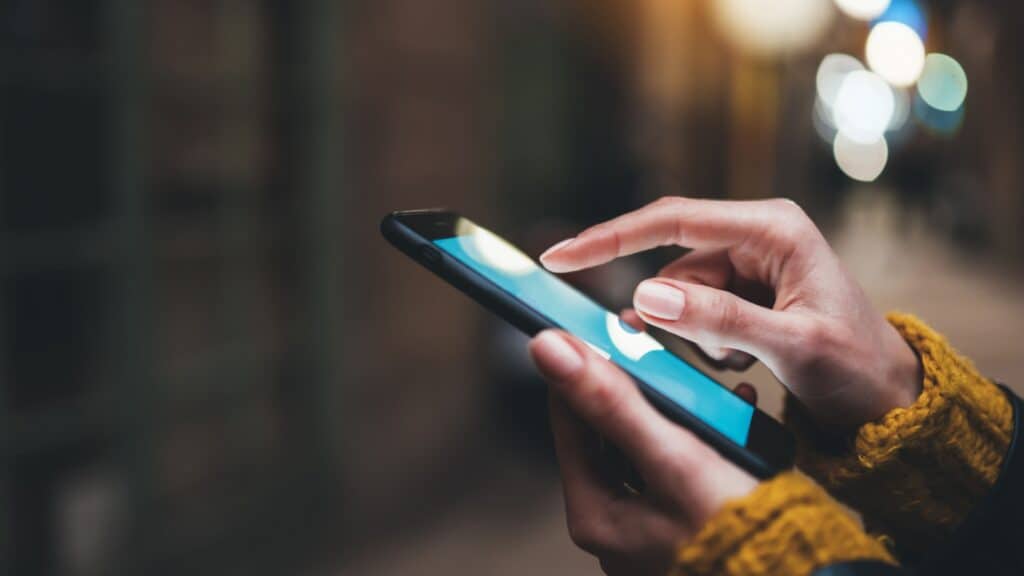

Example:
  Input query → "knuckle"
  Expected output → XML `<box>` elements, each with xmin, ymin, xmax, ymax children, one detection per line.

<box><xmin>586</xmin><ymin>376</ymin><xmax>626</xmax><ymax>422</ymax></box>
<box><xmin>710</xmin><ymin>292</ymin><xmax>745</xmax><ymax>336</ymax></box>
<box><xmin>652</xmin><ymin>195</ymin><xmax>683</xmax><ymax>208</ymax></box>
<box><xmin>653</xmin><ymin>196</ymin><xmax>690</xmax><ymax>219</ymax></box>
<box><xmin>769</xmin><ymin>197</ymin><xmax>805</xmax><ymax>217</ymax></box>
<box><xmin>766</xmin><ymin>198</ymin><xmax>813</xmax><ymax>244</ymax></box>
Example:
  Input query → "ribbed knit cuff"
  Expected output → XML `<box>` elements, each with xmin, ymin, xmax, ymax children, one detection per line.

<box><xmin>785</xmin><ymin>313</ymin><xmax>1013</xmax><ymax>558</ymax></box>
<box><xmin>673</xmin><ymin>472</ymin><xmax>894</xmax><ymax>576</ymax></box>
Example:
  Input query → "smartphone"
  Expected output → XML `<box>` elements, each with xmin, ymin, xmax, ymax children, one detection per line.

<box><xmin>381</xmin><ymin>209</ymin><xmax>795</xmax><ymax>478</ymax></box>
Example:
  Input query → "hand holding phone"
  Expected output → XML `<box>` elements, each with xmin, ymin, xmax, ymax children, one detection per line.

<box><xmin>534</xmin><ymin>328</ymin><xmax>759</xmax><ymax>574</ymax></box>
<box><xmin>381</xmin><ymin>209</ymin><xmax>795</xmax><ymax>478</ymax></box>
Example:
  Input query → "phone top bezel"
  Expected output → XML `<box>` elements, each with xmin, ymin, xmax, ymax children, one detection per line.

<box><xmin>382</xmin><ymin>209</ymin><xmax>795</xmax><ymax>478</ymax></box>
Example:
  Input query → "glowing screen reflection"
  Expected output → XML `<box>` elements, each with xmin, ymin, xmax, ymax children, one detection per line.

<box><xmin>433</xmin><ymin>223</ymin><xmax>754</xmax><ymax>446</ymax></box>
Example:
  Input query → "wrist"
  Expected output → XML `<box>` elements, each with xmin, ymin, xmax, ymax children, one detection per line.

<box><xmin>785</xmin><ymin>313</ymin><xmax>1013</xmax><ymax>557</ymax></box>
<box><xmin>883</xmin><ymin>322</ymin><xmax>924</xmax><ymax>412</ymax></box>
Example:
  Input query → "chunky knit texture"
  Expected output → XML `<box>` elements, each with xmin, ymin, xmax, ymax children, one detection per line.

<box><xmin>672</xmin><ymin>314</ymin><xmax>1013</xmax><ymax>574</ymax></box>
<box><xmin>785</xmin><ymin>313</ymin><xmax>1013</xmax><ymax>559</ymax></box>
<box><xmin>673</xmin><ymin>472</ymin><xmax>894</xmax><ymax>576</ymax></box>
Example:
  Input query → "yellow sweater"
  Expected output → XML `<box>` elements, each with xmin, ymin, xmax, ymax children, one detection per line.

<box><xmin>672</xmin><ymin>314</ymin><xmax>1014</xmax><ymax>576</ymax></box>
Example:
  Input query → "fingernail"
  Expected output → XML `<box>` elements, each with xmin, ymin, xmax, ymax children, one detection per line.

<box><xmin>532</xmin><ymin>331</ymin><xmax>584</xmax><ymax>380</ymax></box>
<box><xmin>540</xmin><ymin>237</ymin><xmax>575</xmax><ymax>263</ymax></box>
<box><xmin>634</xmin><ymin>281</ymin><xmax>685</xmax><ymax>321</ymax></box>
<box><xmin>703</xmin><ymin>346</ymin><xmax>729</xmax><ymax>361</ymax></box>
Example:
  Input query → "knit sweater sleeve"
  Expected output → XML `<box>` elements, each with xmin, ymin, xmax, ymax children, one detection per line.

<box><xmin>672</xmin><ymin>472</ymin><xmax>895</xmax><ymax>576</ymax></box>
<box><xmin>784</xmin><ymin>313</ymin><xmax>1014</xmax><ymax>559</ymax></box>
<box><xmin>671</xmin><ymin>314</ymin><xmax>1013</xmax><ymax>576</ymax></box>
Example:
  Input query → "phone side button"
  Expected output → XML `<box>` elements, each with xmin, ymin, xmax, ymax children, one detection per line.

<box><xmin>419</xmin><ymin>245</ymin><xmax>442</xmax><ymax>264</ymax></box>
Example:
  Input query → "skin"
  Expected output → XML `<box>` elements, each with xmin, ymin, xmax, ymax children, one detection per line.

<box><xmin>529</xmin><ymin>197</ymin><xmax>922</xmax><ymax>575</ymax></box>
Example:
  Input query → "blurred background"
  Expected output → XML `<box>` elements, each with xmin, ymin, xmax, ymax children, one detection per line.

<box><xmin>1</xmin><ymin>0</ymin><xmax>1022</xmax><ymax>574</ymax></box>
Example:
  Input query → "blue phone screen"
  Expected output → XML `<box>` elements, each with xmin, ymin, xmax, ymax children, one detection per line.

<box><xmin>433</xmin><ymin>222</ymin><xmax>753</xmax><ymax>445</ymax></box>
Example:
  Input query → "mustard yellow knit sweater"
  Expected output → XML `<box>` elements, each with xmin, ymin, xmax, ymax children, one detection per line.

<box><xmin>672</xmin><ymin>314</ymin><xmax>1014</xmax><ymax>576</ymax></box>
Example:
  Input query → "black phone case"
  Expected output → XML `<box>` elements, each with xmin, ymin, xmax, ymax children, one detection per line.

<box><xmin>381</xmin><ymin>213</ymin><xmax>784</xmax><ymax>479</ymax></box>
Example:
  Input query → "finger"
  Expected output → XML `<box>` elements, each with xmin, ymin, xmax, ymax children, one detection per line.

<box><xmin>657</xmin><ymin>249</ymin><xmax>733</xmax><ymax>288</ymax></box>
<box><xmin>695</xmin><ymin>346</ymin><xmax>758</xmax><ymax>372</ymax></box>
<box><xmin>733</xmin><ymin>382</ymin><xmax>758</xmax><ymax>406</ymax></box>
<box><xmin>540</xmin><ymin>197</ymin><xmax>798</xmax><ymax>273</ymax></box>
<box><xmin>632</xmin><ymin>278</ymin><xmax>799</xmax><ymax>362</ymax></box>
<box><xmin>657</xmin><ymin>252</ymin><xmax>758</xmax><ymax>370</ymax></box>
<box><xmin>618</xmin><ymin>309</ymin><xmax>646</xmax><ymax>332</ymax></box>
<box><xmin>548</xmin><ymin>390</ymin><xmax>619</xmax><ymax>550</ymax></box>
<box><xmin>529</xmin><ymin>330</ymin><xmax>701</xmax><ymax>474</ymax></box>
<box><xmin>549</xmin><ymin>389</ymin><xmax>615</xmax><ymax>504</ymax></box>
<box><xmin>720</xmin><ymin>350</ymin><xmax>757</xmax><ymax>371</ymax></box>
<box><xmin>623</xmin><ymin>315</ymin><xmax>752</xmax><ymax>373</ymax></box>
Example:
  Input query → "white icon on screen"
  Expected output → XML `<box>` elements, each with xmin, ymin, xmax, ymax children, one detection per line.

<box><xmin>605</xmin><ymin>313</ymin><xmax>664</xmax><ymax>361</ymax></box>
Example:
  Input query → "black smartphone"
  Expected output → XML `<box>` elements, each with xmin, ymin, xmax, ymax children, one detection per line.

<box><xmin>381</xmin><ymin>209</ymin><xmax>795</xmax><ymax>478</ymax></box>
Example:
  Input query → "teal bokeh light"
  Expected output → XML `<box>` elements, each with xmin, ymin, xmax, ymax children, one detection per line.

<box><xmin>917</xmin><ymin>54</ymin><xmax>968</xmax><ymax>112</ymax></box>
<box><xmin>913</xmin><ymin>92</ymin><xmax>965</xmax><ymax>136</ymax></box>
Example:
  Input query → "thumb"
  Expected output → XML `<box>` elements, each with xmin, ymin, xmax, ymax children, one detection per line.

<box><xmin>528</xmin><ymin>330</ymin><xmax>706</xmax><ymax>476</ymax></box>
<box><xmin>632</xmin><ymin>278</ymin><xmax>799</xmax><ymax>364</ymax></box>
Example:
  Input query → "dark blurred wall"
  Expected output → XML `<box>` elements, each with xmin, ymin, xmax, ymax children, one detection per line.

<box><xmin>339</xmin><ymin>0</ymin><xmax>497</xmax><ymax>552</ymax></box>
<box><xmin>990</xmin><ymin>0</ymin><xmax>1024</xmax><ymax>262</ymax></box>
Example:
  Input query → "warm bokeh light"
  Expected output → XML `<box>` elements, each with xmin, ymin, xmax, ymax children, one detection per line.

<box><xmin>917</xmin><ymin>54</ymin><xmax>968</xmax><ymax>112</ymax></box>
<box><xmin>816</xmin><ymin>53</ymin><xmax>864</xmax><ymax>110</ymax></box>
<box><xmin>712</xmin><ymin>0</ymin><xmax>835</xmax><ymax>56</ymax></box>
<box><xmin>833</xmin><ymin>70</ymin><xmax>895</xmax><ymax>143</ymax></box>
<box><xmin>834</xmin><ymin>0</ymin><xmax>891</xmax><ymax>21</ymax></box>
<box><xmin>833</xmin><ymin>132</ymin><xmax>889</xmax><ymax>181</ymax></box>
<box><xmin>866</xmin><ymin>21</ymin><xmax>925</xmax><ymax>86</ymax></box>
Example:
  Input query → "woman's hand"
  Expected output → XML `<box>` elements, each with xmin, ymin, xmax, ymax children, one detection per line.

<box><xmin>530</xmin><ymin>330</ymin><xmax>757</xmax><ymax>575</ymax></box>
<box><xmin>540</xmin><ymin>197</ymin><xmax>921</xmax><ymax>431</ymax></box>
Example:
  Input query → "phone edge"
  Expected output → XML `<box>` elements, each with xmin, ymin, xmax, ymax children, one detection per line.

<box><xmin>380</xmin><ymin>211</ymin><xmax>789</xmax><ymax>479</ymax></box>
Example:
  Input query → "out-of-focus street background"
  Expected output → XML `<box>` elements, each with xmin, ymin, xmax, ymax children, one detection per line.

<box><xmin>1</xmin><ymin>1</ymin><xmax>1022</xmax><ymax>575</ymax></box>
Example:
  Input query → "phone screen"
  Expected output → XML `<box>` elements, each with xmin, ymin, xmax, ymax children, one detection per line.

<box><xmin>433</xmin><ymin>220</ymin><xmax>754</xmax><ymax>446</ymax></box>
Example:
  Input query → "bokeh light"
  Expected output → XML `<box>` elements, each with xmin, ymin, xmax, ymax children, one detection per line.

<box><xmin>873</xmin><ymin>0</ymin><xmax>927</xmax><ymax>39</ymax></box>
<box><xmin>813</xmin><ymin>98</ymin><xmax>839</xmax><ymax>142</ymax></box>
<box><xmin>888</xmin><ymin>86</ymin><xmax>911</xmax><ymax>132</ymax></box>
<box><xmin>712</xmin><ymin>0</ymin><xmax>835</xmax><ymax>56</ymax></box>
<box><xmin>833</xmin><ymin>70</ymin><xmax>895</xmax><ymax>143</ymax></box>
<box><xmin>833</xmin><ymin>132</ymin><xmax>889</xmax><ymax>182</ymax></box>
<box><xmin>834</xmin><ymin>0</ymin><xmax>891</xmax><ymax>21</ymax></box>
<box><xmin>917</xmin><ymin>54</ymin><xmax>968</xmax><ymax>112</ymax></box>
<box><xmin>816</xmin><ymin>53</ymin><xmax>864</xmax><ymax>109</ymax></box>
<box><xmin>866</xmin><ymin>22</ymin><xmax>926</xmax><ymax>86</ymax></box>
<box><xmin>913</xmin><ymin>93</ymin><xmax>966</xmax><ymax>136</ymax></box>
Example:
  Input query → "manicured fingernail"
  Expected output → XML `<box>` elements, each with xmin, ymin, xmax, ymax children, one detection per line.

<box><xmin>634</xmin><ymin>281</ymin><xmax>685</xmax><ymax>321</ymax></box>
<box><xmin>532</xmin><ymin>331</ymin><xmax>584</xmax><ymax>380</ymax></box>
<box><xmin>703</xmin><ymin>346</ymin><xmax>729</xmax><ymax>361</ymax></box>
<box><xmin>540</xmin><ymin>237</ymin><xmax>575</xmax><ymax>263</ymax></box>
